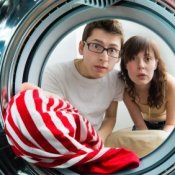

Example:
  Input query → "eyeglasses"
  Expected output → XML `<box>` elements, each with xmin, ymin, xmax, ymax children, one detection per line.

<box><xmin>84</xmin><ymin>41</ymin><xmax>120</xmax><ymax>59</ymax></box>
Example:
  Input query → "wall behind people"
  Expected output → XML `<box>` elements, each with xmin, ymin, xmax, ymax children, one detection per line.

<box><xmin>44</xmin><ymin>20</ymin><xmax>175</xmax><ymax>131</ymax></box>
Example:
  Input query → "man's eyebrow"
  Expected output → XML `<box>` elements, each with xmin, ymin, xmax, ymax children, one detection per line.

<box><xmin>90</xmin><ymin>39</ymin><xmax>120</xmax><ymax>48</ymax></box>
<box><xmin>89</xmin><ymin>39</ymin><xmax>103</xmax><ymax>43</ymax></box>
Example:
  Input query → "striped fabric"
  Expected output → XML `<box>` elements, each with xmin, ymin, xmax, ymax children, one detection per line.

<box><xmin>4</xmin><ymin>89</ymin><xmax>139</xmax><ymax>174</ymax></box>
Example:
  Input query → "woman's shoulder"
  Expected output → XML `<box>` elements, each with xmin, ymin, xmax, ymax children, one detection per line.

<box><xmin>166</xmin><ymin>73</ymin><xmax>175</xmax><ymax>83</ymax></box>
<box><xmin>165</xmin><ymin>73</ymin><xmax>175</xmax><ymax>93</ymax></box>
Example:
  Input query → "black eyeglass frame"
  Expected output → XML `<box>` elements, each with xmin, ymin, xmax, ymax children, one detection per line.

<box><xmin>84</xmin><ymin>41</ymin><xmax>121</xmax><ymax>59</ymax></box>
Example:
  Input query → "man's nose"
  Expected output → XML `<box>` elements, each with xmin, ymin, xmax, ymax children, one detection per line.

<box><xmin>99</xmin><ymin>49</ymin><xmax>109</xmax><ymax>61</ymax></box>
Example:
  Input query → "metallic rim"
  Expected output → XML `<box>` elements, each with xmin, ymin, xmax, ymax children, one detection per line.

<box><xmin>0</xmin><ymin>0</ymin><xmax>175</xmax><ymax>174</ymax></box>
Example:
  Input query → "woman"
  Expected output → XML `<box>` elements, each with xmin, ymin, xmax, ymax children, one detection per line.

<box><xmin>119</xmin><ymin>35</ymin><xmax>175</xmax><ymax>133</ymax></box>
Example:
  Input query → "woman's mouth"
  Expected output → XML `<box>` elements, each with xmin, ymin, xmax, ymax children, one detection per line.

<box><xmin>137</xmin><ymin>73</ymin><xmax>146</xmax><ymax>79</ymax></box>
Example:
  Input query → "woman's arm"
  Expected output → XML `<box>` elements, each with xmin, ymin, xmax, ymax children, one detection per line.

<box><xmin>123</xmin><ymin>90</ymin><xmax>148</xmax><ymax>130</ymax></box>
<box><xmin>164</xmin><ymin>73</ymin><xmax>175</xmax><ymax>133</ymax></box>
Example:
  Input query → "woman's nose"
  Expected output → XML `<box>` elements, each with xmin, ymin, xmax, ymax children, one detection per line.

<box><xmin>137</xmin><ymin>59</ymin><xmax>145</xmax><ymax>69</ymax></box>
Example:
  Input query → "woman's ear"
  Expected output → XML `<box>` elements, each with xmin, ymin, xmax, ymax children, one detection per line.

<box><xmin>78</xmin><ymin>41</ymin><xmax>84</xmax><ymax>55</ymax></box>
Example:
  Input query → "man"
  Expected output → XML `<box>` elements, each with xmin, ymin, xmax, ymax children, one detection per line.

<box><xmin>33</xmin><ymin>19</ymin><xmax>125</xmax><ymax>143</ymax></box>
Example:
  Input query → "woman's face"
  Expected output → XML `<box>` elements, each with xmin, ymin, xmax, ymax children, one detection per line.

<box><xmin>126</xmin><ymin>49</ymin><xmax>158</xmax><ymax>88</ymax></box>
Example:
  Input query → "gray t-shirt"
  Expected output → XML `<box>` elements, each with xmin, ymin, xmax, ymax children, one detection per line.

<box><xmin>42</xmin><ymin>60</ymin><xmax>124</xmax><ymax>130</ymax></box>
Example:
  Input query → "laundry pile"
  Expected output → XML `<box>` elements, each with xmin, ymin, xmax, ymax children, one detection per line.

<box><xmin>4</xmin><ymin>89</ymin><xmax>139</xmax><ymax>174</ymax></box>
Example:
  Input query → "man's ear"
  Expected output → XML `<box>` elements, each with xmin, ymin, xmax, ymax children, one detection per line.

<box><xmin>78</xmin><ymin>41</ymin><xmax>84</xmax><ymax>55</ymax></box>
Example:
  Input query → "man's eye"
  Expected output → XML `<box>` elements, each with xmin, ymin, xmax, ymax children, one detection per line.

<box><xmin>93</xmin><ymin>43</ymin><xmax>101</xmax><ymax>49</ymax></box>
<box><xmin>108</xmin><ymin>48</ymin><xmax>118</xmax><ymax>53</ymax></box>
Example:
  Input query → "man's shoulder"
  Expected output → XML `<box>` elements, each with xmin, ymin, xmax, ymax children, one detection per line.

<box><xmin>45</xmin><ymin>60</ymin><xmax>73</xmax><ymax>73</ymax></box>
<box><xmin>107</xmin><ymin>69</ymin><xmax>124</xmax><ymax>87</ymax></box>
<box><xmin>108</xmin><ymin>68</ymin><xmax>120</xmax><ymax>79</ymax></box>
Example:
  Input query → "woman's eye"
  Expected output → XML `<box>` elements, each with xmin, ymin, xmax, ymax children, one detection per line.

<box><xmin>145</xmin><ymin>57</ymin><xmax>151</xmax><ymax>62</ymax></box>
<box><xmin>131</xmin><ymin>56</ymin><xmax>136</xmax><ymax>61</ymax></box>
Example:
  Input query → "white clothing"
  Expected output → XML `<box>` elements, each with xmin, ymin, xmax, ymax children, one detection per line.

<box><xmin>42</xmin><ymin>60</ymin><xmax>124</xmax><ymax>130</ymax></box>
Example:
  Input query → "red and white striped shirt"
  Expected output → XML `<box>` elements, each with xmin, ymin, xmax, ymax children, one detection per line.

<box><xmin>4</xmin><ymin>89</ymin><xmax>139</xmax><ymax>174</ymax></box>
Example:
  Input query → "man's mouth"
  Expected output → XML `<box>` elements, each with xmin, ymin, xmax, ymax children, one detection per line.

<box><xmin>95</xmin><ymin>65</ymin><xmax>107</xmax><ymax>70</ymax></box>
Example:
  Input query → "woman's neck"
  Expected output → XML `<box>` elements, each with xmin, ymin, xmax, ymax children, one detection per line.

<box><xmin>135</xmin><ymin>84</ymin><xmax>150</xmax><ymax>104</ymax></box>
<box><xmin>135</xmin><ymin>84</ymin><xmax>150</xmax><ymax>93</ymax></box>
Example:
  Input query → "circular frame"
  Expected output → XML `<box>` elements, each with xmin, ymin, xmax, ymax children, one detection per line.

<box><xmin>0</xmin><ymin>0</ymin><xmax>175</xmax><ymax>174</ymax></box>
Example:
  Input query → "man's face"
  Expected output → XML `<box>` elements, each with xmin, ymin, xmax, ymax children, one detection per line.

<box><xmin>79</xmin><ymin>28</ymin><xmax>121</xmax><ymax>79</ymax></box>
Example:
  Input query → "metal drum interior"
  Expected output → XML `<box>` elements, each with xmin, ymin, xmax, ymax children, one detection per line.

<box><xmin>0</xmin><ymin>0</ymin><xmax>175</xmax><ymax>174</ymax></box>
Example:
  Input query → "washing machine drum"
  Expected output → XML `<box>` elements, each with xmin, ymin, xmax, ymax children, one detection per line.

<box><xmin>0</xmin><ymin>0</ymin><xmax>175</xmax><ymax>174</ymax></box>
